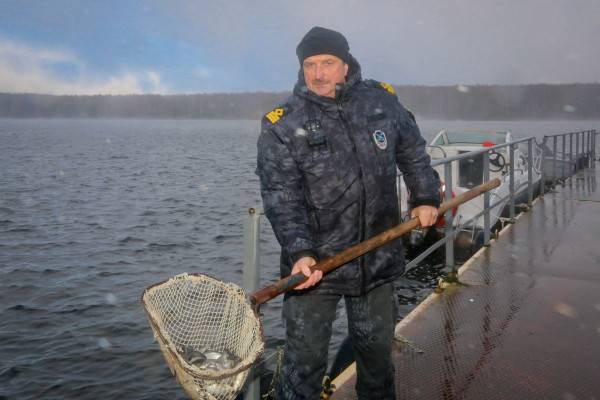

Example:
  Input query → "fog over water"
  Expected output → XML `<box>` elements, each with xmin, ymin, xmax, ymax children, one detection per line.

<box><xmin>1</xmin><ymin>118</ymin><xmax>598</xmax><ymax>399</ymax></box>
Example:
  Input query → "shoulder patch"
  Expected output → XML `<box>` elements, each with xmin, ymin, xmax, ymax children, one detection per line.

<box><xmin>264</xmin><ymin>104</ymin><xmax>292</xmax><ymax>124</ymax></box>
<box><xmin>379</xmin><ymin>82</ymin><xmax>396</xmax><ymax>95</ymax></box>
<box><xmin>364</xmin><ymin>79</ymin><xmax>397</xmax><ymax>95</ymax></box>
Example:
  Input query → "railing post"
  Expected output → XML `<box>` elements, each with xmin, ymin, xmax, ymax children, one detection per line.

<box><xmin>509</xmin><ymin>143</ymin><xmax>515</xmax><ymax>220</ymax></box>
<box><xmin>581</xmin><ymin>131</ymin><xmax>584</xmax><ymax>165</ymax></box>
<box><xmin>581</xmin><ymin>131</ymin><xmax>584</xmax><ymax>166</ymax></box>
<box><xmin>527</xmin><ymin>138</ymin><xmax>533</xmax><ymax>207</ymax></box>
<box><xmin>583</xmin><ymin>131</ymin><xmax>587</xmax><ymax>166</ymax></box>
<box><xmin>243</xmin><ymin>207</ymin><xmax>261</xmax><ymax>400</ymax></box>
<box><xmin>444</xmin><ymin>162</ymin><xmax>454</xmax><ymax>270</ymax></box>
<box><xmin>588</xmin><ymin>131</ymin><xmax>592</xmax><ymax>166</ymax></box>
<box><xmin>576</xmin><ymin>132</ymin><xmax>580</xmax><ymax>170</ymax></box>
<box><xmin>592</xmin><ymin>130</ymin><xmax>596</xmax><ymax>166</ymax></box>
<box><xmin>586</xmin><ymin>131</ymin><xmax>590</xmax><ymax>168</ymax></box>
<box><xmin>569</xmin><ymin>133</ymin><xmax>574</xmax><ymax>174</ymax></box>
<box><xmin>540</xmin><ymin>136</ymin><xmax>546</xmax><ymax>196</ymax></box>
<box><xmin>581</xmin><ymin>132</ymin><xmax>584</xmax><ymax>164</ymax></box>
<box><xmin>592</xmin><ymin>131</ymin><xmax>595</xmax><ymax>165</ymax></box>
<box><xmin>552</xmin><ymin>136</ymin><xmax>557</xmax><ymax>184</ymax></box>
<box><xmin>561</xmin><ymin>134</ymin><xmax>566</xmax><ymax>182</ymax></box>
<box><xmin>483</xmin><ymin>151</ymin><xmax>491</xmax><ymax>245</ymax></box>
<box><xmin>588</xmin><ymin>131</ymin><xmax>592</xmax><ymax>168</ymax></box>
<box><xmin>592</xmin><ymin>129</ymin><xmax>598</xmax><ymax>168</ymax></box>
<box><xmin>243</xmin><ymin>208</ymin><xmax>261</xmax><ymax>292</ymax></box>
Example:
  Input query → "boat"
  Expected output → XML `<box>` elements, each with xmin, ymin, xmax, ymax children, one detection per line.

<box><xmin>400</xmin><ymin>129</ymin><xmax>542</xmax><ymax>237</ymax></box>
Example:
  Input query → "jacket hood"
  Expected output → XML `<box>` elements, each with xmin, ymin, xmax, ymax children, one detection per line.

<box><xmin>293</xmin><ymin>53</ymin><xmax>362</xmax><ymax>106</ymax></box>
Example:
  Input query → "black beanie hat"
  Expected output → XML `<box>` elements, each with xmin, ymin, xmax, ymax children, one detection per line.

<box><xmin>296</xmin><ymin>26</ymin><xmax>350</xmax><ymax>65</ymax></box>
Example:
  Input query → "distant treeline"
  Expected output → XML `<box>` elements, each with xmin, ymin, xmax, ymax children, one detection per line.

<box><xmin>1</xmin><ymin>84</ymin><xmax>599</xmax><ymax>120</ymax></box>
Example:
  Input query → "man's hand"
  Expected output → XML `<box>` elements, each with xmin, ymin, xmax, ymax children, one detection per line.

<box><xmin>411</xmin><ymin>205</ymin><xmax>439</xmax><ymax>227</ymax></box>
<box><xmin>291</xmin><ymin>256</ymin><xmax>322</xmax><ymax>290</ymax></box>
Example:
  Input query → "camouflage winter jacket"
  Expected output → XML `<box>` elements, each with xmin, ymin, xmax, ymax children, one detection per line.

<box><xmin>256</xmin><ymin>55</ymin><xmax>440</xmax><ymax>296</ymax></box>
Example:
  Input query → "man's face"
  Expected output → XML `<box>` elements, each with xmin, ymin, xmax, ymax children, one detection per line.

<box><xmin>302</xmin><ymin>54</ymin><xmax>348</xmax><ymax>98</ymax></box>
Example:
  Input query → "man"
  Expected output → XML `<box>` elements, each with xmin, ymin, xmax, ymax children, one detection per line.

<box><xmin>256</xmin><ymin>26</ymin><xmax>440</xmax><ymax>399</ymax></box>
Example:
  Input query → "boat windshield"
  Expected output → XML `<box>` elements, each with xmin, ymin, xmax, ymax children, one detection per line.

<box><xmin>433</xmin><ymin>130</ymin><xmax>508</xmax><ymax>146</ymax></box>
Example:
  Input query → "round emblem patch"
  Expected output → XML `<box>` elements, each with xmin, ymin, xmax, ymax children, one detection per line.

<box><xmin>372</xmin><ymin>130</ymin><xmax>387</xmax><ymax>150</ymax></box>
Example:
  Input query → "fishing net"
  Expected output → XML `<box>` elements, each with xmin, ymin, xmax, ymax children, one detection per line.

<box><xmin>142</xmin><ymin>273</ymin><xmax>264</xmax><ymax>400</ymax></box>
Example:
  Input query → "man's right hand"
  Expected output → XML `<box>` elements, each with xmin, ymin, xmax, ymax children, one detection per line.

<box><xmin>291</xmin><ymin>256</ymin><xmax>322</xmax><ymax>290</ymax></box>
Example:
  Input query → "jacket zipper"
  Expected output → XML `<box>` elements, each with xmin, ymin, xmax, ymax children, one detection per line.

<box><xmin>337</xmin><ymin>100</ymin><xmax>367</xmax><ymax>295</ymax></box>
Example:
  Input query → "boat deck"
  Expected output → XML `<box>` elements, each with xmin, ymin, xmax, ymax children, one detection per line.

<box><xmin>330</xmin><ymin>166</ymin><xmax>600</xmax><ymax>400</ymax></box>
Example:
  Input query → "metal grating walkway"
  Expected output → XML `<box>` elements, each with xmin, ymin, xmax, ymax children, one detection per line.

<box><xmin>331</xmin><ymin>167</ymin><xmax>600</xmax><ymax>400</ymax></box>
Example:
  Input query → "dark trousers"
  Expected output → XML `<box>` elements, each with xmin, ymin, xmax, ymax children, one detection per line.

<box><xmin>274</xmin><ymin>283</ymin><xmax>396</xmax><ymax>400</ymax></box>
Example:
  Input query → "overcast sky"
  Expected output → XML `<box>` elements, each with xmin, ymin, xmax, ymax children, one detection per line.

<box><xmin>1</xmin><ymin>0</ymin><xmax>599</xmax><ymax>95</ymax></box>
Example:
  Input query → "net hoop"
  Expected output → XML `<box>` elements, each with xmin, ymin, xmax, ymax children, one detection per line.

<box><xmin>142</xmin><ymin>273</ymin><xmax>265</xmax><ymax>399</ymax></box>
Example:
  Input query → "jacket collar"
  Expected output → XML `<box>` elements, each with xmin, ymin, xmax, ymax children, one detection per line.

<box><xmin>293</xmin><ymin>54</ymin><xmax>362</xmax><ymax>110</ymax></box>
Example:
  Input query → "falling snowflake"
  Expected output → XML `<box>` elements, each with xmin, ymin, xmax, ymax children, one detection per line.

<box><xmin>106</xmin><ymin>293</ymin><xmax>117</xmax><ymax>305</ymax></box>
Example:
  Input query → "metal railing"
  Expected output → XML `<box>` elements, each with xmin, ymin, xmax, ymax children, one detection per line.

<box><xmin>403</xmin><ymin>136</ymin><xmax>538</xmax><ymax>271</ymax></box>
<box><xmin>539</xmin><ymin>129</ymin><xmax>597</xmax><ymax>195</ymax></box>
<box><xmin>240</xmin><ymin>129</ymin><xmax>598</xmax><ymax>399</ymax></box>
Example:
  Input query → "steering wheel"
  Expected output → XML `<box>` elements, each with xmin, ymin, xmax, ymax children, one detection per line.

<box><xmin>489</xmin><ymin>151</ymin><xmax>506</xmax><ymax>172</ymax></box>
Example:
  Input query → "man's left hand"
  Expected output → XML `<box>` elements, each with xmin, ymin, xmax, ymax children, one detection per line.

<box><xmin>411</xmin><ymin>205</ymin><xmax>439</xmax><ymax>227</ymax></box>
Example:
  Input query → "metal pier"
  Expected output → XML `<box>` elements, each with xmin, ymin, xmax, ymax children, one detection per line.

<box><xmin>330</xmin><ymin>166</ymin><xmax>600</xmax><ymax>399</ymax></box>
<box><xmin>239</xmin><ymin>129</ymin><xmax>597</xmax><ymax>400</ymax></box>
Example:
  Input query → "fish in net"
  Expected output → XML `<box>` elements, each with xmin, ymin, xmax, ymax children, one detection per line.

<box><xmin>142</xmin><ymin>273</ymin><xmax>264</xmax><ymax>400</ymax></box>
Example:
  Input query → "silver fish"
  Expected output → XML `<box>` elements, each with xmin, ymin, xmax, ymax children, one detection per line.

<box><xmin>188</xmin><ymin>351</ymin><xmax>207</xmax><ymax>365</ymax></box>
<box><xmin>204</xmin><ymin>351</ymin><xmax>222</xmax><ymax>360</ymax></box>
<box><xmin>180</xmin><ymin>346</ymin><xmax>241</xmax><ymax>372</ymax></box>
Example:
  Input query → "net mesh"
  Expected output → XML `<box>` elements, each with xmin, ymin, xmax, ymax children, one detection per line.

<box><xmin>142</xmin><ymin>273</ymin><xmax>264</xmax><ymax>400</ymax></box>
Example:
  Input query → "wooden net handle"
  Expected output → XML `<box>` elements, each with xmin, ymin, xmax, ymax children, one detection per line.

<box><xmin>249</xmin><ymin>178</ymin><xmax>501</xmax><ymax>307</ymax></box>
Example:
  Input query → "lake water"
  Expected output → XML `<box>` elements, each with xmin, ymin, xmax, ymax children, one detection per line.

<box><xmin>1</xmin><ymin>118</ymin><xmax>598</xmax><ymax>399</ymax></box>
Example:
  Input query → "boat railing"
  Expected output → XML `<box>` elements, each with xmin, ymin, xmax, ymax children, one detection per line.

<box><xmin>240</xmin><ymin>129</ymin><xmax>598</xmax><ymax>400</ymax></box>
<box><xmin>425</xmin><ymin>145</ymin><xmax>448</xmax><ymax>159</ymax></box>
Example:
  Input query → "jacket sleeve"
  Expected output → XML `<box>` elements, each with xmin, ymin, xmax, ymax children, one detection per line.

<box><xmin>394</xmin><ymin>103</ymin><xmax>441</xmax><ymax>208</ymax></box>
<box><xmin>256</xmin><ymin>124</ymin><xmax>318</xmax><ymax>264</ymax></box>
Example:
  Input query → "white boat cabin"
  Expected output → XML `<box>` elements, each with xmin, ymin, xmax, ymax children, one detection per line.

<box><xmin>427</xmin><ymin>129</ymin><xmax>511</xmax><ymax>189</ymax></box>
